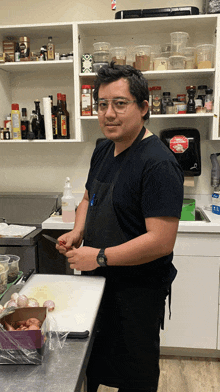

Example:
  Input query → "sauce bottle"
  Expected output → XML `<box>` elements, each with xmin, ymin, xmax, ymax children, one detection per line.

<box><xmin>62</xmin><ymin>177</ymin><xmax>76</xmax><ymax>223</ymax></box>
<box><xmin>55</xmin><ymin>93</ymin><xmax>67</xmax><ymax>138</ymax></box>
<box><xmin>11</xmin><ymin>104</ymin><xmax>21</xmax><ymax>140</ymax></box>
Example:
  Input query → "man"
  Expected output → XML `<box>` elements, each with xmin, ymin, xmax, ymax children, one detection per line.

<box><xmin>56</xmin><ymin>62</ymin><xmax>184</xmax><ymax>392</ymax></box>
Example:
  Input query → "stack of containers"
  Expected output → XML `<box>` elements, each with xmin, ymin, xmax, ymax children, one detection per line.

<box><xmin>110</xmin><ymin>47</ymin><xmax>127</xmax><ymax>65</ymax></box>
<box><xmin>168</xmin><ymin>32</ymin><xmax>189</xmax><ymax>69</ymax></box>
<box><xmin>93</xmin><ymin>42</ymin><xmax>110</xmax><ymax>72</ymax></box>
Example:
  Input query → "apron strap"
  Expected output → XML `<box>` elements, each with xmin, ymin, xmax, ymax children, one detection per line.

<box><xmin>161</xmin><ymin>285</ymin><xmax>172</xmax><ymax>331</ymax></box>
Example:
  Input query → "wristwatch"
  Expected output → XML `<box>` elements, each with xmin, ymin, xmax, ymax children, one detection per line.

<box><xmin>97</xmin><ymin>248</ymin><xmax>108</xmax><ymax>267</ymax></box>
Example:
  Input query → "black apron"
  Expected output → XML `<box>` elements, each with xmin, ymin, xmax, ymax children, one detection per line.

<box><xmin>84</xmin><ymin>127</ymin><xmax>173</xmax><ymax>391</ymax></box>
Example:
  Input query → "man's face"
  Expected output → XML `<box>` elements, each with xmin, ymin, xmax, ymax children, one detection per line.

<box><xmin>98</xmin><ymin>78</ymin><xmax>148</xmax><ymax>143</ymax></box>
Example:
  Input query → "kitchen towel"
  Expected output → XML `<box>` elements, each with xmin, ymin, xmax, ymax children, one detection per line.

<box><xmin>43</xmin><ymin>97</ymin><xmax>53</xmax><ymax>141</ymax></box>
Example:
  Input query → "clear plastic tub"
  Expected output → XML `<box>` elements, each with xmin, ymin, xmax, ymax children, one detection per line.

<box><xmin>134</xmin><ymin>45</ymin><xmax>151</xmax><ymax>71</ymax></box>
<box><xmin>153</xmin><ymin>57</ymin><xmax>168</xmax><ymax>71</ymax></box>
<box><xmin>170</xmin><ymin>32</ymin><xmax>189</xmax><ymax>55</ymax></box>
<box><xmin>110</xmin><ymin>47</ymin><xmax>127</xmax><ymax>65</ymax></box>
<box><xmin>93</xmin><ymin>42</ymin><xmax>110</xmax><ymax>51</ymax></box>
<box><xmin>5</xmin><ymin>255</ymin><xmax>20</xmax><ymax>283</ymax></box>
<box><xmin>196</xmin><ymin>44</ymin><xmax>215</xmax><ymax>69</ymax></box>
<box><xmin>0</xmin><ymin>267</ymin><xmax>8</xmax><ymax>294</ymax></box>
<box><xmin>0</xmin><ymin>255</ymin><xmax>9</xmax><ymax>272</ymax></box>
<box><xmin>168</xmin><ymin>55</ymin><xmax>186</xmax><ymax>70</ymax></box>
<box><xmin>93</xmin><ymin>51</ymin><xmax>109</xmax><ymax>63</ymax></box>
<box><xmin>182</xmin><ymin>47</ymin><xmax>196</xmax><ymax>69</ymax></box>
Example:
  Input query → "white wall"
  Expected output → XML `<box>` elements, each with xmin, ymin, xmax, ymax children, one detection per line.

<box><xmin>0</xmin><ymin>0</ymin><xmax>218</xmax><ymax>201</ymax></box>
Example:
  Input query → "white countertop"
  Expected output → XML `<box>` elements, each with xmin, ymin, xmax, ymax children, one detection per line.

<box><xmin>41</xmin><ymin>194</ymin><xmax>220</xmax><ymax>234</ymax></box>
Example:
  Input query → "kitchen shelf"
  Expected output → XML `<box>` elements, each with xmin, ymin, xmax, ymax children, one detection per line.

<box><xmin>80</xmin><ymin>114</ymin><xmax>214</xmax><ymax>120</ymax></box>
<box><xmin>0</xmin><ymin>139</ymin><xmax>80</xmax><ymax>143</ymax></box>
<box><xmin>80</xmin><ymin>69</ymin><xmax>215</xmax><ymax>81</ymax></box>
<box><xmin>0</xmin><ymin>60</ymin><xmax>74</xmax><ymax>73</ymax></box>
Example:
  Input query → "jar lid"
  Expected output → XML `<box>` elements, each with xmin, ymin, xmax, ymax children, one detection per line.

<box><xmin>198</xmin><ymin>85</ymin><xmax>207</xmax><ymax>90</ymax></box>
<box><xmin>206</xmin><ymin>88</ymin><xmax>213</xmax><ymax>94</ymax></box>
<box><xmin>19</xmin><ymin>37</ymin><xmax>30</xmax><ymax>41</ymax></box>
<box><xmin>82</xmin><ymin>85</ymin><xmax>91</xmax><ymax>89</ymax></box>
<box><xmin>186</xmin><ymin>85</ymin><xmax>196</xmax><ymax>91</ymax></box>
<box><xmin>57</xmin><ymin>93</ymin><xmax>62</xmax><ymax>99</ymax></box>
<box><xmin>163</xmin><ymin>92</ymin><xmax>171</xmax><ymax>96</ymax></box>
<box><xmin>11</xmin><ymin>103</ymin><xmax>19</xmax><ymax>110</ymax></box>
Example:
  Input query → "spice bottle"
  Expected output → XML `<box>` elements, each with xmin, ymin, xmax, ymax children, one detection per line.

<box><xmin>15</xmin><ymin>42</ymin><xmax>20</xmax><ymax>62</ymax></box>
<box><xmin>152</xmin><ymin>86</ymin><xmax>162</xmax><ymax>115</ymax></box>
<box><xmin>166</xmin><ymin>100</ymin><xmax>174</xmax><ymax>114</ymax></box>
<box><xmin>11</xmin><ymin>104</ymin><xmax>21</xmax><ymax>140</ymax></box>
<box><xmin>19</xmin><ymin>37</ymin><xmax>30</xmax><ymax>61</ymax></box>
<box><xmin>47</xmin><ymin>36</ymin><xmax>55</xmax><ymax>60</ymax></box>
<box><xmin>81</xmin><ymin>85</ymin><xmax>92</xmax><ymax>116</ymax></box>
<box><xmin>92</xmin><ymin>86</ymin><xmax>98</xmax><ymax>116</ymax></box>
<box><xmin>204</xmin><ymin>88</ymin><xmax>213</xmax><ymax>113</ymax></box>
<box><xmin>162</xmin><ymin>92</ymin><xmax>171</xmax><ymax>114</ymax></box>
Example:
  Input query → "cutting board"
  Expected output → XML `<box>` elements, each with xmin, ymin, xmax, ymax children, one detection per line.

<box><xmin>19</xmin><ymin>274</ymin><xmax>105</xmax><ymax>333</ymax></box>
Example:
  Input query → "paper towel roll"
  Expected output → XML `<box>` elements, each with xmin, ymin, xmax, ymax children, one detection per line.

<box><xmin>184</xmin><ymin>177</ymin><xmax>195</xmax><ymax>187</ymax></box>
<box><xmin>43</xmin><ymin>97</ymin><xmax>53</xmax><ymax>141</ymax></box>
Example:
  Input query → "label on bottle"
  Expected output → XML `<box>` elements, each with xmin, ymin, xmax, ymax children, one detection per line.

<box><xmin>82</xmin><ymin>93</ymin><xmax>92</xmax><ymax>115</ymax></box>
<box><xmin>61</xmin><ymin>115</ymin><xmax>67</xmax><ymax>136</ymax></box>
<box><xmin>47</xmin><ymin>43</ymin><xmax>55</xmax><ymax>60</ymax></box>
<box><xmin>11</xmin><ymin>112</ymin><xmax>21</xmax><ymax>140</ymax></box>
<box><xmin>212</xmin><ymin>192</ymin><xmax>220</xmax><ymax>215</ymax></box>
<box><xmin>55</xmin><ymin>117</ymin><xmax>58</xmax><ymax>136</ymax></box>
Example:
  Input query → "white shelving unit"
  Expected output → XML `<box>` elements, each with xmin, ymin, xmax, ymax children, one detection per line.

<box><xmin>0</xmin><ymin>15</ymin><xmax>220</xmax><ymax>143</ymax></box>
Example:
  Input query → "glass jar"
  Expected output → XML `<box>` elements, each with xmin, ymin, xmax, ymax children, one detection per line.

<box><xmin>152</xmin><ymin>86</ymin><xmax>162</xmax><ymax>115</ymax></box>
<box><xmin>166</xmin><ymin>100</ymin><xmax>174</xmax><ymax>114</ymax></box>
<box><xmin>204</xmin><ymin>88</ymin><xmax>213</xmax><ymax>113</ymax></box>
<box><xmin>81</xmin><ymin>85</ymin><xmax>92</xmax><ymax>116</ymax></box>
<box><xmin>195</xmin><ymin>98</ymin><xmax>204</xmax><ymax>113</ymax></box>
<box><xmin>162</xmin><ymin>92</ymin><xmax>171</xmax><ymax>114</ymax></box>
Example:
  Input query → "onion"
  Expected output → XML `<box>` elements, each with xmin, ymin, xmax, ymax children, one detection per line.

<box><xmin>43</xmin><ymin>300</ymin><xmax>55</xmax><ymax>312</ymax></box>
<box><xmin>3</xmin><ymin>301</ymin><xmax>10</xmax><ymax>309</ymax></box>
<box><xmin>6</xmin><ymin>300</ymin><xmax>18</xmax><ymax>308</ymax></box>
<box><xmin>17</xmin><ymin>295</ymin><xmax>29</xmax><ymax>307</ymax></box>
<box><xmin>27</xmin><ymin>298</ymin><xmax>39</xmax><ymax>307</ymax></box>
<box><xmin>11</xmin><ymin>293</ymin><xmax>19</xmax><ymax>303</ymax></box>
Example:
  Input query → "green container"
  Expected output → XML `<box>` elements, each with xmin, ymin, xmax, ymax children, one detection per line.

<box><xmin>180</xmin><ymin>198</ymin><xmax>196</xmax><ymax>221</ymax></box>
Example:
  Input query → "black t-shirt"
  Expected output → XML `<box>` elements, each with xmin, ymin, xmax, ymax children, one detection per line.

<box><xmin>85</xmin><ymin>132</ymin><xmax>184</xmax><ymax>284</ymax></box>
<box><xmin>86</xmin><ymin>134</ymin><xmax>184</xmax><ymax>240</ymax></box>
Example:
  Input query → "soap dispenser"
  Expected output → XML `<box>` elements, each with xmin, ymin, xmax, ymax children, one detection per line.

<box><xmin>61</xmin><ymin>177</ymin><xmax>75</xmax><ymax>222</ymax></box>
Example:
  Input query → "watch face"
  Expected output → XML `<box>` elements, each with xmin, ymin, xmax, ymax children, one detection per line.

<box><xmin>99</xmin><ymin>257</ymin><xmax>105</xmax><ymax>263</ymax></box>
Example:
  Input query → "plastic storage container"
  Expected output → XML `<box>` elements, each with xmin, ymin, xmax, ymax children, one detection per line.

<box><xmin>182</xmin><ymin>47</ymin><xmax>196</xmax><ymax>69</ymax></box>
<box><xmin>170</xmin><ymin>32</ymin><xmax>189</xmax><ymax>55</ymax></box>
<box><xmin>93</xmin><ymin>42</ymin><xmax>110</xmax><ymax>51</ymax></box>
<box><xmin>110</xmin><ymin>47</ymin><xmax>127</xmax><ymax>65</ymax></box>
<box><xmin>196</xmin><ymin>44</ymin><xmax>214</xmax><ymax>69</ymax></box>
<box><xmin>93</xmin><ymin>51</ymin><xmax>109</xmax><ymax>63</ymax></box>
<box><xmin>168</xmin><ymin>55</ymin><xmax>186</xmax><ymax>70</ymax></box>
<box><xmin>6</xmin><ymin>254</ymin><xmax>20</xmax><ymax>283</ymax></box>
<box><xmin>134</xmin><ymin>45</ymin><xmax>151</xmax><ymax>71</ymax></box>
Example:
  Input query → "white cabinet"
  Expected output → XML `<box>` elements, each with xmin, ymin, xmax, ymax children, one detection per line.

<box><xmin>160</xmin><ymin>255</ymin><xmax>219</xmax><ymax>350</ymax></box>
<box><xmin>0</xmin><ymin>15</ymin><xmax>220</xmax><ymax>143</ymax></box>
<box><xmin>75</xmin><ymin>15</ymin><xmax>220</xmax><ymax>141</ymax></box>
<box><xmin>160</xmin><ymin>233</ymin><xmax>220</xmax><ymax>353</ymax></box>
<box><xmin>0</xmin><ymin>23</ymin><xmax>78</xmax><ymax>141</ymax></box>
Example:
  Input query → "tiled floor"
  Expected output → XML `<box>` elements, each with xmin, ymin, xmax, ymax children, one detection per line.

<box><xmin>96</xmin><ymin>356</ymin><xmax>220</xmax><ymax>392</ymax></box>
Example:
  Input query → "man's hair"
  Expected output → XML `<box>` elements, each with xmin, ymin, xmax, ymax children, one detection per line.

<box><xmin>93</xmin><ymin>61</ymin><xmax>149</xmax><ymax>121</ymax></box>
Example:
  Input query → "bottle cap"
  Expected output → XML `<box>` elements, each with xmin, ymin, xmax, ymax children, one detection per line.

<box><xmin>61</xmin><ymin>94</ymin><xmax>66</xmax><ymax>101</ymax></box>
<box><xmin>205</xmin><ymin>88</ymin><xmax>213</xmax><ymax>94</ymax></box>
<box><xmin>57</xmin><ymin>93</ymin><xmax>62</xmax><ymax>100</ymax></box>
<box><xmin>22</xmin><ymin>108</ymin><xmax>27</xmax><ymax>116</ymax></box>
<box><xmin>11</xmin><ymin>103</ymin><xmax>19</xmax><ymax>110</ymax></box>
<box><xmin>82</xmin><ymin>85</ymin><xmax>91</xmax><ymax>89</ymax></box>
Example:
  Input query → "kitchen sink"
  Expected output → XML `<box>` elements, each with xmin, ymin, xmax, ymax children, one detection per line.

<box><xmin>195</xmin><ymin>207</ymin><xmax>211</xmax><ymax>222</ymax></box>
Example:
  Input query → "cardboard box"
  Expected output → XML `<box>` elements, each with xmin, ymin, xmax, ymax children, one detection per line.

<box><xmin>0</xmin><ymin>307</ymin><xmax>47</xmax><ymax>364</ymax></box>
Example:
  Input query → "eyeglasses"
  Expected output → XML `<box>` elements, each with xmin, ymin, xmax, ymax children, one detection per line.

<box><xmin>97</xmin><ymin>98</ymin><xmax>137</xmax><ymax>114</ymax></box>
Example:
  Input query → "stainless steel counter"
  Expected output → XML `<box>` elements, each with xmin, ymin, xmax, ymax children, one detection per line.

<box><xmin>0</xmin><ymin>336</ymin><xmax>93</xmax><ymax>392</ymax></box>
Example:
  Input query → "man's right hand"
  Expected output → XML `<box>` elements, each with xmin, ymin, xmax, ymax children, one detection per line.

<box><xmin>56</xmin><ymin>230</ymin><xmax>83</xmax><ymax>255</ymax></box>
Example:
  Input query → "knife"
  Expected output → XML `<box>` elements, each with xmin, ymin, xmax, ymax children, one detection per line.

<box><xmin>42</xmin><ymin>234</ymin><xmax>72</xmax><ymax>249</ymax></box>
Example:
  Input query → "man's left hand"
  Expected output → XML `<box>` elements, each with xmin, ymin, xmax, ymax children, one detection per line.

<box><xmin>65</xmin><ymin>246</ymin><xmax>99</xmax><ymax>271</ymax></box>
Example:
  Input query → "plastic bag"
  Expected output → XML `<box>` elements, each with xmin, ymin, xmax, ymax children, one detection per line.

<box><xmin>0</xmin><ymin>307</ymin><xmax>69</xmax><ymax>365</ymax></box>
